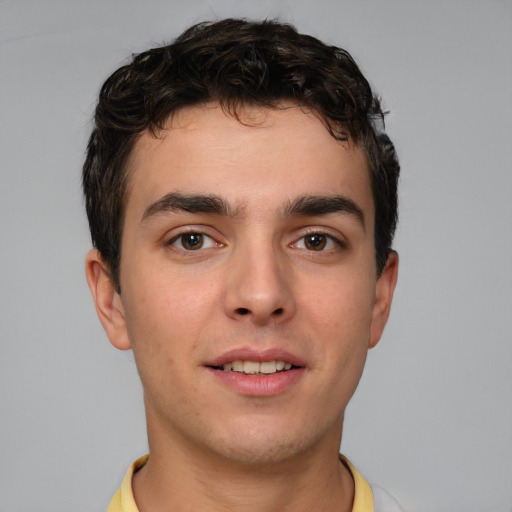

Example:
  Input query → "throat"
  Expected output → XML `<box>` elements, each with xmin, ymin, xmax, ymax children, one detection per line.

<box><xmin>132</xmin><ymin>448</ymin><xmax>354</xmax><ymax>512</ymax></box>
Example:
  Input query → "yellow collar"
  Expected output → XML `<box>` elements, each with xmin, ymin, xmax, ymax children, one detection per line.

<box><xmin>108</xmin><ymin>453</ymin><xmax>374</xmax><ymax>512</ymax></box>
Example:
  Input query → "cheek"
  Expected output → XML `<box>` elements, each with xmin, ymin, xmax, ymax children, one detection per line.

<box><xmin>305</xmin><ymin>271</ymin><xmax>375</xmax><ymax>332</ymax></box>
<box><xmin>301</xmin><ymin>270</ymin><xmax>375</xmax><ymax>372</ymax></box>
<box><xmin>121</xmin><ymin>263</ymin><xmax>222</xmax><ymax>355</ymax></box>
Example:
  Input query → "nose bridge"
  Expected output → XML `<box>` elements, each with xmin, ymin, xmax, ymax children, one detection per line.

<box><xmin>224</xmin><ymin>230</ymin><xmax>295</xmax><ymax>325</ymax></box>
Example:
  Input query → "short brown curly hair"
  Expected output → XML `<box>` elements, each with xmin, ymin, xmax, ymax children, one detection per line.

<box><xmin>83</xmin><ymin>18</ymin><xmax>400</xmax><ymax>291</ymax></box>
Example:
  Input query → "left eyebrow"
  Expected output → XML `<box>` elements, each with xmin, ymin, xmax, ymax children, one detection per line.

<box><xmin>284</xmin><ymin>195</ymin><xmax>366</xmax><ymax>231</ymax></box>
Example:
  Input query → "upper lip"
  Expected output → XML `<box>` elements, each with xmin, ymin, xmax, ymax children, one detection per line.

<box><xmin>205</xmin><ymin>347</ymin><xmax>306</xmax><ymax>368</ymax></box>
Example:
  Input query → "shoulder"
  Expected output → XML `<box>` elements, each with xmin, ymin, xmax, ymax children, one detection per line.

<box><xmin>107</xmin><ymin>455</ymin><xmax>148</xmax><ymax>512</ymax></box>
<box><xmin>371</xmin><ymin>483</ymin><xmax>404</xmax><ymax>512</ymax></box>
<box><xmin>340</xmin><ymin>454</ymin><xmax>404</xmax><ymax>512</ymax></box>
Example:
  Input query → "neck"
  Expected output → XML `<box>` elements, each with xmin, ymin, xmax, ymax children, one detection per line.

<box><xmin>132</xmin><ymin>418</ymin><xmax>354</xmax><ymax>512</ymax></box>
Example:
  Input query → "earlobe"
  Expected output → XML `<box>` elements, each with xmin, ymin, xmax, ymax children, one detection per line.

<box><xmin>85</xmin><ymin>249</ymin><xmax>132</xmax><ymax>351</ymax></box>
<box><xmin>369</xmin><ymin>251</ymin><xmax>399</xmax><ymax>349</ymax></box>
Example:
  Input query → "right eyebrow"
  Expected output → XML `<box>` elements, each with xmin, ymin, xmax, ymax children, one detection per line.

<box><xmin>141</xmin><ymin>192</ymin><xmax>242</xmax><ymax>222</ymax></box>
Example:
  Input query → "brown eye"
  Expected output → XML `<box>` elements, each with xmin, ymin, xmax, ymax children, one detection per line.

<box><xmin>181</xmin><ymin>233</ymin><xmax>204</xmax><ymax>250</ymax></box>
<box><xmin>304</xmin><ymin>234</ymin><xmax>327</xmax><ymax>251</ymax></box>
<box><xmin>170</xmin><ymin>232</ymin><xmax>216</xmax><ymax>251</ymax></box>
<box><xmin>292</xmin><ymin>232</ymin><xmax>342</xmax><ymax>252</ymax></box>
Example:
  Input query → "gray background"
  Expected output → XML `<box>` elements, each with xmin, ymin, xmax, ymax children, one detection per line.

<box><xmin>1</xmin><ymin>1</ymin><xmax>511</xmax><ymax>511</ymax></box>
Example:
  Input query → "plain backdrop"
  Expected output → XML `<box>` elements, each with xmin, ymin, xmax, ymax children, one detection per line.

<box><xmin>1</xmin><ymin>1</ymin><xmax>511</xmax><ymax>511</ymax></box>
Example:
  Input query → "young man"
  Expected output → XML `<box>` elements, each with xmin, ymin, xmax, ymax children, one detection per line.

<box><xmin>83</xmin><ymin>19</ymin><xmax>401</xmax><ymax>512</ymax></box>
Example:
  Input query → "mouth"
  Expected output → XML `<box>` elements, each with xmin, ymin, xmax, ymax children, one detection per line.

<box><xmin>210</xmin><ymin>360</ymin><xmax>297</xmax><ymax>375</ymax></box>
<box><xmin>204</xmin><ymin>349</ymin><xmax>306</xmax><ymax>396</ymax></box>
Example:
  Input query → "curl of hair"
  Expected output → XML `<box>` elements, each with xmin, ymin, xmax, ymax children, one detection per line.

<box><xmin>83</xmin><ymin>18</ymin><xmax>400</xmax><ymax>291</ymax></box>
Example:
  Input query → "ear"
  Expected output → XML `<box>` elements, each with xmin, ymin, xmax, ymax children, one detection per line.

<box><xmin>369</xmin><ymin>251</ymin><xmax>399</xmax><ymax>349</ymax></box>
<box><xmin>85</xmin><ymin>249</ymin><xmax>132</xmax><ymax>351</ymax></box>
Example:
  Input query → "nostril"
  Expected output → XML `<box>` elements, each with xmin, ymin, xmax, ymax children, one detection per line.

<box><xmin>234</xmin><ymin>307</ymin><xmax>284</xmax><ymax>317</ymax></box>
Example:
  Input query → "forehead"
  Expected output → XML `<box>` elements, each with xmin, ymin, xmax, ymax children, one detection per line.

<box><xmin>124</xmin><ymin>102</ymin><xmax>373</xmax><ymax>220</ymax></box>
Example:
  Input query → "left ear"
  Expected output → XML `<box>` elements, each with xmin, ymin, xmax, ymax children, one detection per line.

<box><xmin>369</xmin><ymin>251</ymin><xmax>399</xmax><ymax>349</ymax></box>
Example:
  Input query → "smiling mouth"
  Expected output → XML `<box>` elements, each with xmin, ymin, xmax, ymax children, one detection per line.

<box><xmin>211</xmin><ymin>360</ymin><xmax>298</xmax><ymax>375</ymax></box>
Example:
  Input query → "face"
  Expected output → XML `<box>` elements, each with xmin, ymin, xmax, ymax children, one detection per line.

<box><xmin>87</xmin><ymin>103</ymin><xmax>398</xmax><ymax>465</ymax></box>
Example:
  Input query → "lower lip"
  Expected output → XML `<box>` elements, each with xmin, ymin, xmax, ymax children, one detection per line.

<box><xmin>206</xmin><ymin>368</ymin><xmax>306</xmax><ymax>396</ymax></box>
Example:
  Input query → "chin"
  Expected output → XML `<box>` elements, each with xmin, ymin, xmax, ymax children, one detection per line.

<box><xmin>201</xmin><ymin>417</ymin><xmax>333</xmax><ymax>467</ymax></box>
<box><xmin>210</xmin><ymin>436</ymin><xmax>309</xmax><ymax>466</ymax></box>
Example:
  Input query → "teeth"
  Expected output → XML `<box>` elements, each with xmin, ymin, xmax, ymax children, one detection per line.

<box><xmin>260</xmin><ymin>361</ymin><xmax>276</xmax><ymax>374</ymax></box>
<box><xmin>221</xmin><ymin>360</ymin><xmax>293</xmax><ymax>374</ymax></box>
<box><xmin>232</xmin><ymin>360</ymin><xmax>244</xmax><ymax>372</ymax></box>
<box><xmin>243</xmin><ymin>361</ymin><xmax>260</xmax><ymax>374</ymax></box>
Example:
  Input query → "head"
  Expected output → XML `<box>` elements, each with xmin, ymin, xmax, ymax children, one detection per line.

<box><xmin>83</xmin><ymin>19</ymin><xmax>400</xmax><ymax>467</ymax></box>
<box><xmin>83</xmin><ymin>18</ymin><xmax>399</xmax><ymax>292</ymax></box>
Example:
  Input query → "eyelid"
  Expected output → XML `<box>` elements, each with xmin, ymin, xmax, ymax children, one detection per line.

<box><xmin>165</xmin><ymin>226</ymin><xmax>224</xmax><ymax>251</ymax></box>
<box><xmin>290</xmin><ymin>228</ymin><xmax>347</xmax><ymax>251</ymax></box>
<box><xmin>170</xmin><ymin>233</ymin><xmax>216</xmax><ymax>250</ymax></box>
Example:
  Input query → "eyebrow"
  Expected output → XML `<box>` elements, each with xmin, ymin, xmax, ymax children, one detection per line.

<box><xmin>142</xmin><ymin>192</ymin><xmax>365</xmax><ymax>230</ymax></box>
<box><xmin>142</xmin><ymin>192</ymin><xmax>241</xmax><ymax>222</ymax></box>
<box><xmin>284</xmin><ymin>195</ymin><xmax>366</xmax><ymax>230</ymax></box>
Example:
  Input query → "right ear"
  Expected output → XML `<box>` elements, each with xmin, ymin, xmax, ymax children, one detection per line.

<box><xmin>85</xmin><ymin>249</ymin><xmax>132</xmax><ymax>351</ymax></box>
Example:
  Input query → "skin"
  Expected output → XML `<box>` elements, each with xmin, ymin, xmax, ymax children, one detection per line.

<box><xmin>86</xmin><ymin>103</ymin><xmax>398</xmax><ymax>512</ymax></box>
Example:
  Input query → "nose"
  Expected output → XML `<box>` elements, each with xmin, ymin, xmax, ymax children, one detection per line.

<box><xmin>223</xmin><ymin>239</ymin><xmax>296</xmax><ymax>326</ymax></box>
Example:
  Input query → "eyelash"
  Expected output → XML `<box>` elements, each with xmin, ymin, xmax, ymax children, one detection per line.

<box><xmin>166</xmin><ymin>231</ymin><xmax>220</xmax><ymax>251</ymax></box>
<box><xmin>291</xmin><ymin>231</ymin><xmax>346</xmax><ymax>252</ymax></box>
<box><xmin>166</xmin><ymin>229</ymin><xmax>345</xmax><ymax>253</ymax></box>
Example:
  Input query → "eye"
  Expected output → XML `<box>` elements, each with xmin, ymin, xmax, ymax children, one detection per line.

<box><xmin>169</xmin><ymin>232</ymin><xmax>217</xmax><ymax>251</ymax></box>
<box><xmin>293</xmin><ymin>233</ymin><xmax>341</xmax><ymax>252</ymax></box>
